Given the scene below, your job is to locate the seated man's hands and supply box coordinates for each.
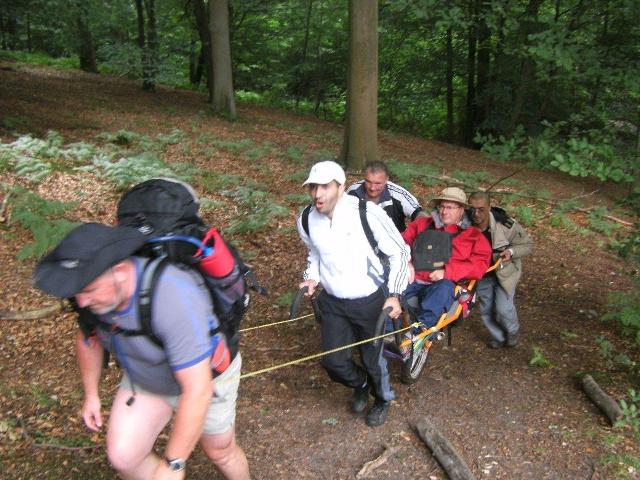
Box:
[428,268,445,282]
[499,249,513,261]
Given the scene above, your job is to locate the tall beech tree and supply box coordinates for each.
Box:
[210,0,236,119]
[339,0,379,170]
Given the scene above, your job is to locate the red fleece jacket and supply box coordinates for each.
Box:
[402,216,492,283]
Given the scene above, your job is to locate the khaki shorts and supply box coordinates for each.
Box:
[119,353,242,435]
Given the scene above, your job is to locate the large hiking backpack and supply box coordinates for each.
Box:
[115,178,265,361]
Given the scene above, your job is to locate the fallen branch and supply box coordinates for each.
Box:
[356,445,401,479]
[415,417,476,480]
[0,188,11,222]
[581,374,623,425]
[0,304,62,321]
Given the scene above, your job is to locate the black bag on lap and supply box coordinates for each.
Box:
[411,229,453,272]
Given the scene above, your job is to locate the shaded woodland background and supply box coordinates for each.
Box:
[1,0,638,181]
[1,1,640,478]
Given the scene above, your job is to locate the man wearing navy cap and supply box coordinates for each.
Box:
[34,223,249,480]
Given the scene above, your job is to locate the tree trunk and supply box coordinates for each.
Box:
[192,0,213,100]
[210,0,237,119]
[446,23,454,143]
[339,0,379,170]
[142,0,158,92]
[134,0,148,87]
[75,1,97,73]
[582,375,623,426]
[6,9,17,50]
[475,0,491,131]
[416,417,477,480]
[295,0,314,109]
[462,0,477,147]
[1,9,6,51]
[509,0,544,131]
[26,12,31,52]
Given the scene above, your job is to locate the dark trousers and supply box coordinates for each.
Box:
[403,280,455,328]
[317,288,394,402]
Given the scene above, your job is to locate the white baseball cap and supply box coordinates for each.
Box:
[302,161,346,186]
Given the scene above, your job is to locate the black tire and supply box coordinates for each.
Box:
[401,340,430,384]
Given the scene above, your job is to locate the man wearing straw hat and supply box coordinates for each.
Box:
[34,223,249,480]
[402,187,492,330]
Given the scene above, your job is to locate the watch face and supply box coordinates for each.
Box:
[166,458,186,471]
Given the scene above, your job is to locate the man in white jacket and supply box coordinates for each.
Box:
[297,161,409,427]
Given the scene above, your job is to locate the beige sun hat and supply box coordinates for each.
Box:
[430,186,469,208]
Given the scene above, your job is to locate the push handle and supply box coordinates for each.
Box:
[289,286,309,320]
[373,306,394,348]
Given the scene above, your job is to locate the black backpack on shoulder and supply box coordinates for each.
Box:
[113,178,266,360]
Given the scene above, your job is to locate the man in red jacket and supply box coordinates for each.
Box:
[402,187,491,328]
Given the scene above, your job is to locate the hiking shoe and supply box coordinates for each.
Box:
[366,399,390,427]
[487,339,504,349]
[350,384,370,414]
[505,333,519,348]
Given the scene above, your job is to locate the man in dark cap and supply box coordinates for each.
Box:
[34,223,249,480]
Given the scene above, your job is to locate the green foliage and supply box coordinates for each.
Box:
[477,121,636,184]
[561,330,578,339]
[4,186,78,260]
[284,193,311,207]
[613,224,640,264]
[212,138,254,153]
[0,50,78,70]
[387,160,440,189]
[513,205,534,226]
[588,208,620,237]
[274,291,296,308]
[1,115,28,130]
[603,284,640,348]
[13,155,52,183]
[615,390,640,440]
[82,152,181,190]
[450,170,491,190]
[221,186,288,235]
[285,171,310,184]
[193,171,243,193]
[282,145,306,164]
[529,346,551,368]
[245,142,274,162]
[97,42,181,85]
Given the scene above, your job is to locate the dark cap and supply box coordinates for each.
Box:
[34,223,147,298]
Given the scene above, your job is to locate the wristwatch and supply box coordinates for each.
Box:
[165,457,186,472]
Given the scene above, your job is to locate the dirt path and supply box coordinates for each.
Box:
[0,63,638,479]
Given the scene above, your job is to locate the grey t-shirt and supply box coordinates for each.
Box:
[97,257,219,396]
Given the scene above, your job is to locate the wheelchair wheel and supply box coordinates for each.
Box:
[401,341,430,384]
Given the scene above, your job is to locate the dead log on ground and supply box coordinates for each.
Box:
[582,374,623,425]
[0,304,62,321]
[415,417,476,480]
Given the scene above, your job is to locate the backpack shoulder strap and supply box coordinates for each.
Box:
[137,256,171,347]
[358,198,380,257]
[301,204,313,237]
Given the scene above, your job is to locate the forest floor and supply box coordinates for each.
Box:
[0,62,639,480]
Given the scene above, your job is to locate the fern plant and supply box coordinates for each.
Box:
[4,186,78,260]
[222,186,288,234]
